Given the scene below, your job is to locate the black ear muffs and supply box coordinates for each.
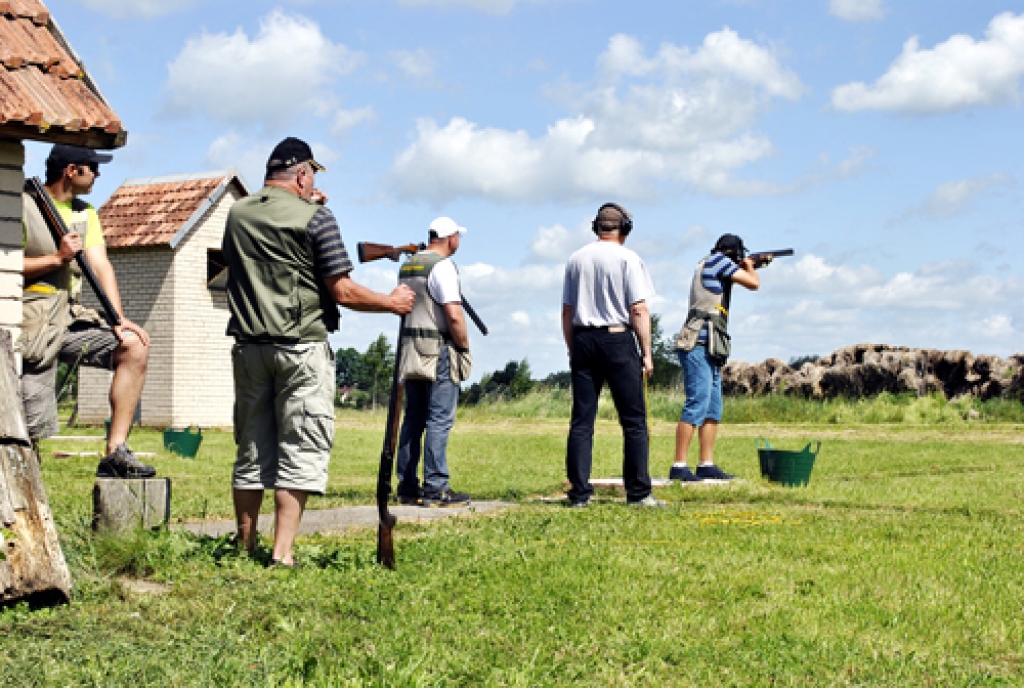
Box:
[592,202,633,236]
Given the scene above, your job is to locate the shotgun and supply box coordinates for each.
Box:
[748,248,794,269]
[376,316,405,569]
[24,177,121,328]
[356,241,489,336]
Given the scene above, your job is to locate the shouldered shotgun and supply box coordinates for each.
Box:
[359,240,489,568]
[24,176,121,328]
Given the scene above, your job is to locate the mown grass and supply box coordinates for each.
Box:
[3,397,1023,686]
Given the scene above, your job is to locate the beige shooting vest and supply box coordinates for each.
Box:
[397,252,472,383]
[18,194,92,366]
[675,256,731,363]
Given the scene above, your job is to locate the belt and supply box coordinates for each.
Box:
[25,284,59,295]
[576,324,630,333]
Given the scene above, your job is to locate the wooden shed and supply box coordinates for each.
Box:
[77,171,249,428]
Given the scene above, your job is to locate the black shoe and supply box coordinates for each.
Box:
[668,465,703,482]
[568,498,590,509]
[694,464,734,481]
[421,489,471,508]
[397,491,422,506]
[96,444,156,479]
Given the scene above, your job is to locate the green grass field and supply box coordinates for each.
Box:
[3,396,1024,686]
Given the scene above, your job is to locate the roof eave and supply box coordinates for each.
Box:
[0,121,127,149]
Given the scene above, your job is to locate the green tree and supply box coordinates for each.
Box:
[649,313,682,389]
[362,334,394,410]
[335,346,368,389]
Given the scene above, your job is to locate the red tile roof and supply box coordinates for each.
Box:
[0,0,125,148]
[98,171,248,249]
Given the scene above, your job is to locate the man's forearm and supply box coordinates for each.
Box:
[328,274,393,313]
[561,304,575,356]
[23,254,66,282]
[630,302,651,358]
[443,303,470,350]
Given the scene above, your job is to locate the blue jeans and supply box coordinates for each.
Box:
[397,346,458,496]
[679,346,723,426]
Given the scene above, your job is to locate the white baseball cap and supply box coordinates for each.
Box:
[429,216,467,238]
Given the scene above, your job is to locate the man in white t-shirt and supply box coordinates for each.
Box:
[561,203,663,507]
[395,217,473,507]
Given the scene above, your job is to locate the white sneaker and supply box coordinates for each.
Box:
[628,495,667,508]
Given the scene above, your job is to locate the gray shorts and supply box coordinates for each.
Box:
[21,318,121,440]
[231,340,336,494]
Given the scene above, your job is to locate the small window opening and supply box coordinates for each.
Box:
[208,249,228,290]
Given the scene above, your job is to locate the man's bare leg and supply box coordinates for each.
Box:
[106,334,149,454]
[234,488,264,552]
[272,488,308,565]
[697,420,719,465]
[675,421,697,464]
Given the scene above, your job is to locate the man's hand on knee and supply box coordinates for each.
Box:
[114,318,150,347]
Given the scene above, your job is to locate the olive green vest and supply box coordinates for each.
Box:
[397,251,450,381]
[223,186,339,343]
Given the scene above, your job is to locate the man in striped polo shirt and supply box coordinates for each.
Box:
[671,234,762,482]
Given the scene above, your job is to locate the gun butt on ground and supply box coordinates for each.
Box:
[749,248,794,269]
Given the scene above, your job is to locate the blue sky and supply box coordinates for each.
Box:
[28,0,1024,379]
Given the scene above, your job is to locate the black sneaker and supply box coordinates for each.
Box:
[568,497,590,509]
[397,491,422,506]
[421,489,471,508]
[668,465,703,482]
[694,464,734,481]
[96,444,156,479]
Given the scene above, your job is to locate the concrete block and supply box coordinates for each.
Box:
[0,298,20,327]
[0,247,21,271]
[0,140,25,167]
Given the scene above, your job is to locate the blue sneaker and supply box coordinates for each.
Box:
[695,464,735,481]
[668,465,703,482]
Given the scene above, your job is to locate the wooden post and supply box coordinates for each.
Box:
[0,330,73,607]
[92,478,171,532]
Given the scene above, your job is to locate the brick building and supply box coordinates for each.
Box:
[77,171,249,428]
[0,0,126,357]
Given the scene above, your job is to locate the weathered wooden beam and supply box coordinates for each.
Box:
[92,478,171,532]
[0,330,73,608]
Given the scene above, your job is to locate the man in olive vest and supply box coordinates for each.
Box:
[224,137,414,567]
[20,144,154,479]
[395,217,472,507]
[671,234,761,482]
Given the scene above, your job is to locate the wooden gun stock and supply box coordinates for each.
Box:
[358,242,425,263]
[376,317,407,569]
[749,248,795,269]
[24,177,122,328]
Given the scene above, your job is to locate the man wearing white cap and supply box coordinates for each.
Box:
[395,217,473,507]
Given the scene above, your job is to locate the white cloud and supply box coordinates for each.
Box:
[528,222,593,263]
[396,0,555,15]
[331,107,377,140]
[510,311,531,326]
[164,11,366,128]
[389,29,804,203]
[893,173,1013,222]
[829,0,885,22]
[75,0,194,18]
[390,49,435,79]
[832,12,1024,113]
[205,131,337,190]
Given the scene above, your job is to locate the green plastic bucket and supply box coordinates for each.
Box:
[163,426,202,458]
[756,438,820,487]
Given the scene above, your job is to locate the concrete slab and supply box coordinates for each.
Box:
[178,500,516,538]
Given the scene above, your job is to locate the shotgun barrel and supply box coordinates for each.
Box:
[749,248,794,269]
[24,177,121,328]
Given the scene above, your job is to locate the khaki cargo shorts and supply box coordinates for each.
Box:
[231,341,337,494]
[21,316,122,441]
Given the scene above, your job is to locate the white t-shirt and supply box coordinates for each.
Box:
[427,256,462,305]
[562,241,655,327]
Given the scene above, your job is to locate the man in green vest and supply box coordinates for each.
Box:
[20,144,155,479]
[224,137,414,567]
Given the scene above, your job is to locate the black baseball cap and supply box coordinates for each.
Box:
[47,144,113,169]
[266,137,326,174]
[713,233,746,257]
